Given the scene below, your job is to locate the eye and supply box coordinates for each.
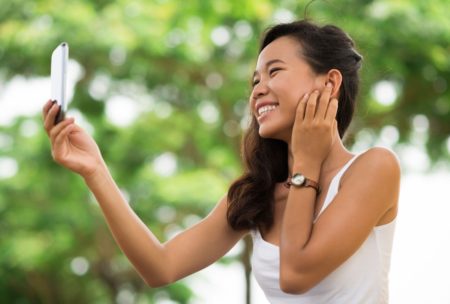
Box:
[252,79,260,87]
[269,67,282,76]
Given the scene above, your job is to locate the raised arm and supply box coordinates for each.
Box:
[279,86,400,293]
[280,147,400,293]
[42,100,246,286]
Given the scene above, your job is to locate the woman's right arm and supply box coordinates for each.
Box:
[42,100,247,287]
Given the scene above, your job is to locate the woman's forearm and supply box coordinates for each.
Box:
[281,160,320,251]
[280,161,321,293]
[84,165,170,287]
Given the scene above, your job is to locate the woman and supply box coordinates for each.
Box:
[43,20,400,303]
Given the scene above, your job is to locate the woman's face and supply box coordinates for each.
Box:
[250,36,324,142]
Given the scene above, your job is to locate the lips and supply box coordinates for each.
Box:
[255,101,279,118]
[258,104,278,116]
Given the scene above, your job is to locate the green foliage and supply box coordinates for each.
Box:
[0,0,449,302]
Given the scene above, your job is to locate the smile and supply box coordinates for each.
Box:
[257,104,278,117]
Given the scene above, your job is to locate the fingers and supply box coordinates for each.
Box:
[49,117,75,143]
[325,98,339,122]
[296,93,309,121]
[315,82,333,120]
[302,84,338,123]
[52,120,77,164]
[42,99,54,119]
[43,102,61,134]
[54,120,75,149]
[304,90,319,122]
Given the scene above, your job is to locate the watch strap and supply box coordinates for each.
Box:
[286,176,321,194]
[303,179,320,193]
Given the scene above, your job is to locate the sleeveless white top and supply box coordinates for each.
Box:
[251,153,396,304]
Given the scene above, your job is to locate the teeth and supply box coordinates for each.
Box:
[258,105,278,116]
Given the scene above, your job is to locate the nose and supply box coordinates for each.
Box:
[252,80,269,100]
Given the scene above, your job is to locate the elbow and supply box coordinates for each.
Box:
[144,278,170,288]
[280,272,315,295]
[141,251,178,288]
[141,271,174,288]
[279,247,323,294]
[279,259,317,295]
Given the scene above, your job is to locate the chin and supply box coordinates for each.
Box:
[258,127,289,143]
[256,114,293,142]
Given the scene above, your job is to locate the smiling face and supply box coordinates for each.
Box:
[250,36,324,142]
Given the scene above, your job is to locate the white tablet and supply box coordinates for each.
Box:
[51,42,69,124]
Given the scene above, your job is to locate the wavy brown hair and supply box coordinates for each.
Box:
[227,20,363,232]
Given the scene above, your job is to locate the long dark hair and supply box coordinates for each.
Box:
[227,20,363,232]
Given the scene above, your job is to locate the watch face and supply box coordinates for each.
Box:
[292,174,305,186]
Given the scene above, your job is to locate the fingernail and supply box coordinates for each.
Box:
[51,100,57,104]
[304,93,309,99]
[326,82,333,88]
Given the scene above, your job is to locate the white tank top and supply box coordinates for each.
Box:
[251,153,396,304]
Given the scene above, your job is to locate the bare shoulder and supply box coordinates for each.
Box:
[341,146,401,208]
[355,147,401,177]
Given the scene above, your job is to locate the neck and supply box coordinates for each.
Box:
[287,135,352,182]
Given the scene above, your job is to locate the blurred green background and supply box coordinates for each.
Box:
[0,0,449,303]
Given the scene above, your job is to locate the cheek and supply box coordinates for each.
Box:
[277,84,302,110]
[272,78,296,103]
[273,76,313,106]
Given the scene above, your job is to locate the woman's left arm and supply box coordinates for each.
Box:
[280,86,401,294]
[280,148,400,293]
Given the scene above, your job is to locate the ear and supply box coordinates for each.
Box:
[325,69,343,99]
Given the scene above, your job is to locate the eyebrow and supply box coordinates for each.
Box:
[253,59,286,78]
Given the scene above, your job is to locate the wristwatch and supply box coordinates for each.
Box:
[287,173,321,194]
